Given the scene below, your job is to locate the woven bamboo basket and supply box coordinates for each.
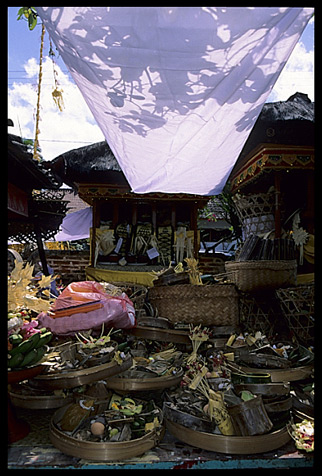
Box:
[239,292,279,337]
[225,260,297,292]
[148,283,239,326]
[275,284,314,345]
[232,191,283,239]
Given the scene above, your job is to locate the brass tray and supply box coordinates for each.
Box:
[50,404,165,462]
[233,382,290,397]
[163,402,214,433]
[32,354,133,390]
[136,316,172,329]
[9,389,73,410]
[165,418,291,455]
[234,363,314,383]
[126,325,226,348]
[125,325,190,344]
[104,368,184,392]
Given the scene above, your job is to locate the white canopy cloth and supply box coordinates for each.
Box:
[37,7,313,196]
[55,206,92,241]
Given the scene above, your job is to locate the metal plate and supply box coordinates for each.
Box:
[50,404,165,462]
[104,368,184,392]
[33,355,133,390]
[165,418,291,455]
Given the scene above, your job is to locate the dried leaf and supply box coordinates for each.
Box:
[145,417,160,433]
[8,260,56,313]
[37,274,56,289]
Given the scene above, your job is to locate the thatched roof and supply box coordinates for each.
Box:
[45,141,125,190]
[259,92,314,122]
[8,133,61,192]
[8,127,68,243]
[231,92,314,171]
[46,92,314,192]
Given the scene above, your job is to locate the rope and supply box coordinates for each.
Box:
[33,23,45,161]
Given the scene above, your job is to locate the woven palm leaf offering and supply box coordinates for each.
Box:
[39,327,119,372]
[163,322,292,452]
[229,333,314,383]
[186,324,211,364]
[32,326,132,390]
[165,355,235,436]
[50,393,164,461]
[288,418,314,453]
[104,336,184,392]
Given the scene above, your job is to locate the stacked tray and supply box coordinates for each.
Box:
[32,354,133,390]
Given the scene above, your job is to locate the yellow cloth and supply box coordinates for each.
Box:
[296,273,314,285]
[85,266,155,287]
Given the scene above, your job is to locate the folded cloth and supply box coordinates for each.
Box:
[38,281,136,335]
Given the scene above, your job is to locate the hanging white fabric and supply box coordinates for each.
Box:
[36,7,313,196]
[55,207,92,241]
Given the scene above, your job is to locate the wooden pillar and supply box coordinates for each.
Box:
[132,201,137,226]
[91,199,100,267]
[305,170,314,234]
[274,171,282,238]
[171,204,176,229]
[112,200,119,228]
[151,203,157,234]
[34,221,49,275]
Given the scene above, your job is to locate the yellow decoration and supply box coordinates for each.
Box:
[49,37,65,111]
[185,257,203,285]
[52,88,65,111]
[86,266,155,287]
[8,260,57,313]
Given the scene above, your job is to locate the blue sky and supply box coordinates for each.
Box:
[8,7,314,162]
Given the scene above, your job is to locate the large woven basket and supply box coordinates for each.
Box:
[275,284,314,345]
[225,260,297,293]
[232,192,283,239]
[239,292,281,337]
[148,283,239,326]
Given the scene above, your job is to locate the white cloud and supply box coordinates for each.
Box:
[266,40,314,103]
[8,56,105,161]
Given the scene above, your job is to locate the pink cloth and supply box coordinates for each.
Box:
[38,281,136,335]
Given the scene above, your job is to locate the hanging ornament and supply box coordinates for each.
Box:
[49,38,65,111]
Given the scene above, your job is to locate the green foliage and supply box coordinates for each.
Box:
[17,7,38,30]
[216,183,243,242]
